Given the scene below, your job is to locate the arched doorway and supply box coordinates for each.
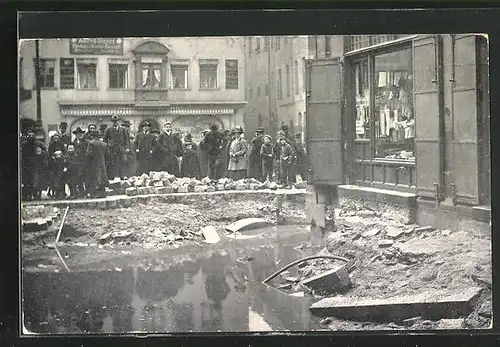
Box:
[172,115,223,144]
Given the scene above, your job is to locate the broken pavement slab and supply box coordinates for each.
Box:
[378,239,394,248]
[201,226,221,244]
[225,218,274,233]
[362,227,381,238]
[309,286,483,322]
[301,264,352,295]
[386,226,405,239]
[436,318,465,330]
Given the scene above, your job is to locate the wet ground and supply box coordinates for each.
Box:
[22,225,325,334]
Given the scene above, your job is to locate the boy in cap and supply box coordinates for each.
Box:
[260,134,274,182]
[180,139,200,179]
[278,137,294,189]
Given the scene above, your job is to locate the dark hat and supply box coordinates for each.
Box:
[256,127,265,133]
[184,133,193,140]
[142,121,151,127]
[59,122,68,128]
[151,128,160,134]
[281,124,289,131]
[111,114,120,121]
[72,127,85,135]
[121,120,131,127]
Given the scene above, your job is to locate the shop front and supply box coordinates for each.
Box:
[305,34,490,228]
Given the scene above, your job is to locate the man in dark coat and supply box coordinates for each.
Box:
[104,114,127,180]
[217,129,231,179]
[156,121,183,176]
[198,129,209,178]
[71,127,88,198]
[32,146,48,200]
[85,131,109,198]
[150,129,164,172]
[134,121,155,176]
[21,130,46,201]
[205,124,224,180]
[121,120,133,178]
[294,133,307,181]
[49,150,67,199]
[248,127,265,180]
[58,121,71,147]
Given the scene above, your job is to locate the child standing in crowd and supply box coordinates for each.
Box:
[260,135,274,182]
[279,137,294,189]
[180,141,200,179]
[50,150,67,199]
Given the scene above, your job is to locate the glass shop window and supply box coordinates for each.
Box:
[373,48,414,161]
[354,59,370,140]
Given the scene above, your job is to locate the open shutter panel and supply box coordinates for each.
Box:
[452,35,480,205]
[305,58,344,185]
[413,35,443,199]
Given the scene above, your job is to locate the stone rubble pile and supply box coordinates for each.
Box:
[107,171,306,197]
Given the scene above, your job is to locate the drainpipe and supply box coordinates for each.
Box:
[34,39,43,137]
[268,37,272,133]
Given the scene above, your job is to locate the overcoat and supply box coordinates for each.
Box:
[228,138,248,172]
[86,139,109,186]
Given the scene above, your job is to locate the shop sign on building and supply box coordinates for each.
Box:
[70,38,124,55]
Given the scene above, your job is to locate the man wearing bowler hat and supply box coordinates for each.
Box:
[104,114,127,180]
[248,127,265,181]
[134,121,155,175]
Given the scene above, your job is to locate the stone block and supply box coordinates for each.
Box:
[436,319,465,330]
[194,185,208,193]
[105,188,115,197]
[236,183,247,191]
[207,186,216,192]
[250,183,260,190]
[155,186,167,194]
[137,187,149,195]
[148,186,156,194]
[362,228,381,238]
[269,182,278,190]
[310,287,483,322]
[114,186,126,195]
[125,187,137,196]
[217,184,225,191]
[134,179,144,187]
[301,264,352,295]
[178,186,189,193]
[378,239,394,248]
[201,226,220,244]
[386,226,405,239]
[154,181,164,187]
[122,180,132,189]
[226,218,274,233]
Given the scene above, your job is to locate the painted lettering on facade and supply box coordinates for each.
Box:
[70,38,124,55]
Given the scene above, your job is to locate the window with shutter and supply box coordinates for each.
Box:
[225,59,238,89]
[60,58,75,89]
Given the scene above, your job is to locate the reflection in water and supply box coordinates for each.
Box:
[23,233,321,333]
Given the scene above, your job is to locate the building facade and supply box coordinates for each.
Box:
[306,34,490,230]
[243,36,310,141]
[19,37,247,143]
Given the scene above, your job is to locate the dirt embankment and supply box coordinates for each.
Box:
[22,193,307,253]
[272,204,492,330]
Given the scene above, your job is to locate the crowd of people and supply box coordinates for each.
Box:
[20,116,307,201]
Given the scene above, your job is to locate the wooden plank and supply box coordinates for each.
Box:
[310,287,482,322]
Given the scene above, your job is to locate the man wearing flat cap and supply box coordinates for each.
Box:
[104,114,127,180]
[134,121,155,175]
[71,127,88,198]
[156,121,183,176]
[85,130,109,198]
[248,127,265,181]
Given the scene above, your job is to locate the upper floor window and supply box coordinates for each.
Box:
[170,60,189,89]
[76,59,97,89]
[37,59,55,88]
[141,57,163,89]
[108,59,128,89]
[199,59,218,89]
[286,64,291,97]
[265,84,269,96]
[225,59,238,90]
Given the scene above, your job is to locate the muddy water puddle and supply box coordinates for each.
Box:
[22,225,324,334]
